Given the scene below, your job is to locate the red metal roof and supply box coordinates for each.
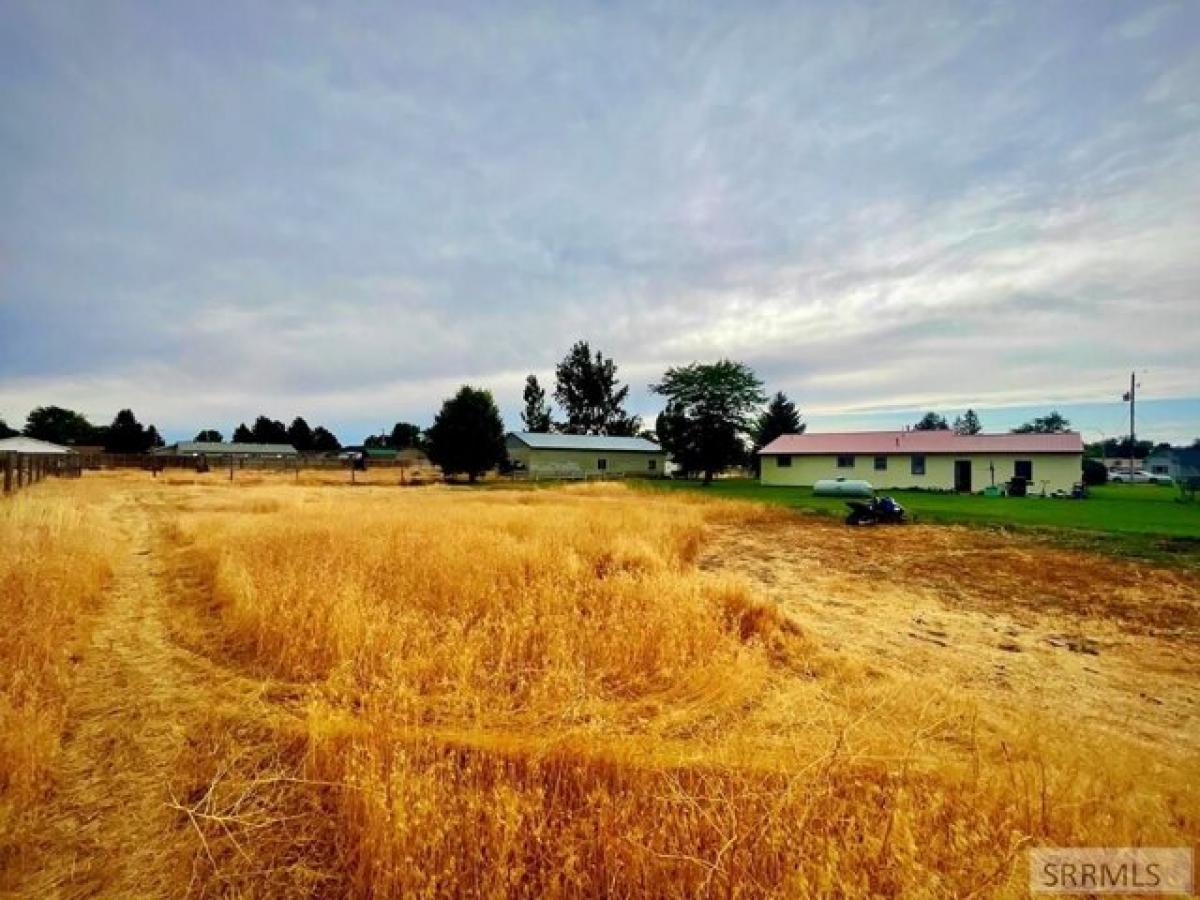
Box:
[759,430,1083,455]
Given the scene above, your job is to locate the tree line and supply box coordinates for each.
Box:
[0,406,166,454]
[908,408,1071,435]
[10,354,1184,481]
[0,406,349,456]
[222,416,343,455]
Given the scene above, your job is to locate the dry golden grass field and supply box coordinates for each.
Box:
[1,471,1197,898]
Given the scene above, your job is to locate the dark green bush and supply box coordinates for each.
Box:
[1082,458,1108,486]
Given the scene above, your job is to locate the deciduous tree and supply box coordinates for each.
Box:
[0,417,18,439]
[23,405,99,445]
[194,429,224,443]
[426,386,506,482]
[651,360,765,485]
[389,422,423,449]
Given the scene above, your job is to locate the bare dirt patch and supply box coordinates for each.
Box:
[701,510,1200,755]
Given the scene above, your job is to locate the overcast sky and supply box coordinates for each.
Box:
[1,1,1198,444]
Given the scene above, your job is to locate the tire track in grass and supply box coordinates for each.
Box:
[7,490,306,898]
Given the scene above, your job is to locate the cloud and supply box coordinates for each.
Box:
[1,0,1198,442]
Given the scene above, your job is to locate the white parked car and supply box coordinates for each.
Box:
[1108,469,1172,484]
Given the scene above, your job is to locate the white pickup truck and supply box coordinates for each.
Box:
[1108,469,1172,484]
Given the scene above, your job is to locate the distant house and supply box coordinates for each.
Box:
[759,431,1083,493]
[0,436,73,455]
[1145,447,1200,480]
[153,441,298,458]
[505,432,665,478]
[1100,456,1144,473]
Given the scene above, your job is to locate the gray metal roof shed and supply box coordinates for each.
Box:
[506,432,662,453]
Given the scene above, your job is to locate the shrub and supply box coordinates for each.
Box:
[1082,458,1108,486]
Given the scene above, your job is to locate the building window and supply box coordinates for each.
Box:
[836,455,855,468]
[597,458,607,471]
[911,455,926,475]
[777,455,792,468]
[1014,459,1033,481]
[874,456,887,471]
[648,458,656,471]
[1151,464,1168,475]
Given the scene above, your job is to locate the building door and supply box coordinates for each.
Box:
[954,460,972,492]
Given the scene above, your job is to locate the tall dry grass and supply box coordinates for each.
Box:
[163,482,1198,897]
[0,482,110,865]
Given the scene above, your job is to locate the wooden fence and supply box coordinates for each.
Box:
[87,454,429,471]
[2,452,667,494]
[2,453,85,497]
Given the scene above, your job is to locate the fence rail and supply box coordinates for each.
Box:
[2,453,85,497]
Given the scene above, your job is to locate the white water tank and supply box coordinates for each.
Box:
[813,477,874,497]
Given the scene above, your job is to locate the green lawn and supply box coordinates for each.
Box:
[638,479,1200,565]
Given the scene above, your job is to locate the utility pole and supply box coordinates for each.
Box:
[1123,371,1137,479]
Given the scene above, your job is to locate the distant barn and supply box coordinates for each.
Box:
[0,436,73,455]
[506,432,665,479]
[153,441,298,459]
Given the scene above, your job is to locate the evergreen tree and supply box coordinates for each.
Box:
[426,386,506,482]
[104,408,150,453]
[145,425,165,449]
[752,392,804,451]
[311,426,341,454]
[554,341,639,435]
[520,375,553,432]
[651,360,765,484]
[750,392,804,474]
[251,416,289,443]
[953,409,982,435]
[913,412,950,431]
[232,423,254,443]
[287,417,315,453]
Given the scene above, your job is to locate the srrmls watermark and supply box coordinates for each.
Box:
[1030,847,1194,895]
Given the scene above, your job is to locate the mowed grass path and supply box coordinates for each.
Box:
[640,480,1200,564]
